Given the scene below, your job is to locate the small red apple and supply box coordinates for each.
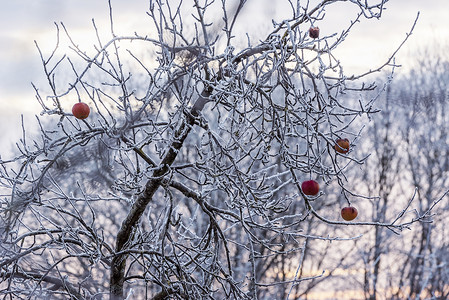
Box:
[341,206,358,221]
[309,26,320,39]
[334,138,350,154]
[301,180,319,196]
[72,102,90,120]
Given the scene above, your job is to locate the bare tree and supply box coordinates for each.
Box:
[0,1,440,299]
[357,85,403,300]
[337,46,449,300]
[395,50,449,299]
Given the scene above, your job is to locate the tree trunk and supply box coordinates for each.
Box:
[109,90,210,299]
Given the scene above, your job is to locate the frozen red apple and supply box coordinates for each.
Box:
[309,26,320,39]
[301,180,319,196]
[334,138,350,154]
[341,206,358,221]
[72,102,90,120]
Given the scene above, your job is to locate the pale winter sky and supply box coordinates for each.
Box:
[0,0,448,145]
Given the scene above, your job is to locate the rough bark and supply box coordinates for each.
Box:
[109,90,210,299]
